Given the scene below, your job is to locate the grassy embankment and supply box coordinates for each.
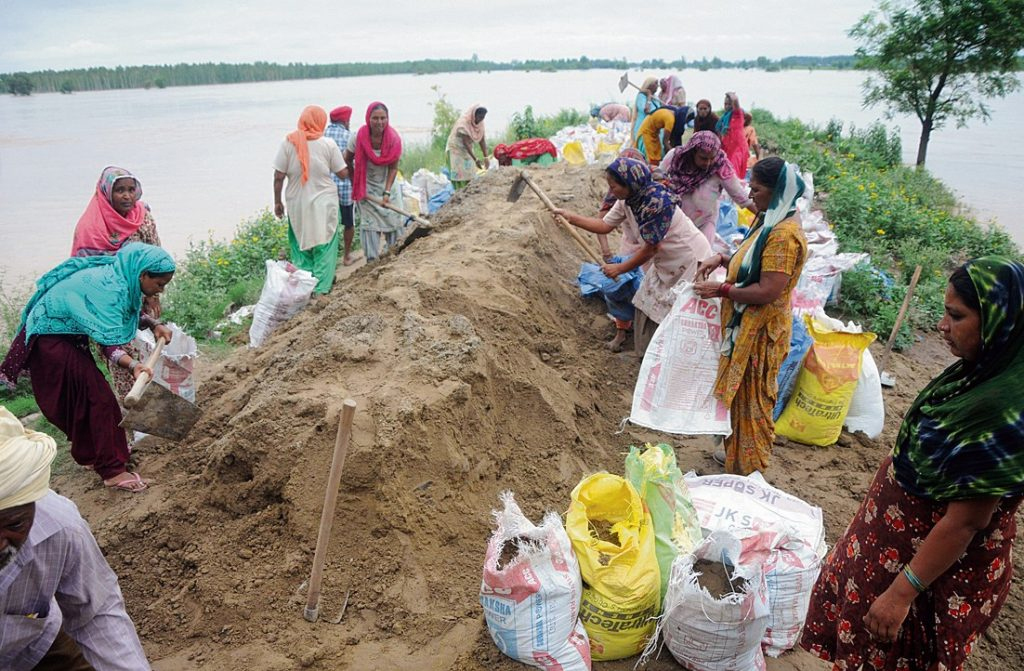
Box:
[0,103,1014,452]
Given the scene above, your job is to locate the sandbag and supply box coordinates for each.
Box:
[685,471,825,656]
[630,282,732,436]
[480,492,591,671]
[844,348,884,439]
[248,260,317,348]
[566,473,660,661]
[577,256,643,323]
[776,316,876,446]
[658,530,771,671]
[133,322,198,402]
[773,314,813,421]
[624,444,703,602]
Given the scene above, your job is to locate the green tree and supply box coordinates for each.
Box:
[850,0,1024,166]
[59,80,74,94]
[3,73,34,96]
[428,85,460,151]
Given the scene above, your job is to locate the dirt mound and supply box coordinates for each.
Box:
[52,163,1024,671]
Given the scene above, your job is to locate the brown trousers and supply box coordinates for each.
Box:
[33,629,94,671]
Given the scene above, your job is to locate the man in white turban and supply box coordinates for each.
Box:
[0,407,151,670]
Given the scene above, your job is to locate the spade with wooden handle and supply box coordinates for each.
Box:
[507,170,603,264]
[120,336,202,441]
[618,72,643,94]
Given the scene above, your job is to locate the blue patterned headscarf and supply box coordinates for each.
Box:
[605,157,678,245]
[22,242,175,346]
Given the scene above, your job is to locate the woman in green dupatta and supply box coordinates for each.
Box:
[801,257,1024,670]
[1,243,175,493]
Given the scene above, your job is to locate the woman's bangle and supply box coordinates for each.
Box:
[719,282,733,298]
[127,359,139,372]
[902,564,928,593]
[382,190,391,197]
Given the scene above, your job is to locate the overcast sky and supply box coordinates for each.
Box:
[0,0,879,73]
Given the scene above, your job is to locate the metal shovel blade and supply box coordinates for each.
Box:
[119,382,202,441]
[506,173,528,203]
[618,72,630,93]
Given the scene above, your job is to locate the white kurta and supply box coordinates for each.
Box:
[273,136,345,250]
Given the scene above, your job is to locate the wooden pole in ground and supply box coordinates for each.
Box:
[879,265,923,378]
[304,399,357,623]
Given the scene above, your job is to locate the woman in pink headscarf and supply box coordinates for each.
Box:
[717,92,750,179]
[344,102,404,262]
[273,105,349,294]
[658,75,686,106]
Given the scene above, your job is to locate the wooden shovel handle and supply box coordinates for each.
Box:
[520,171,603,264]
[124,336,166,408]
[365,195,432,227]
[879,265,922,373]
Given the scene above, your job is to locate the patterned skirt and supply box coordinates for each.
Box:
[800,456,1021,670]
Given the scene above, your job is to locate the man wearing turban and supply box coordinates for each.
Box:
[325,105,359,267]
[0,408,150,670]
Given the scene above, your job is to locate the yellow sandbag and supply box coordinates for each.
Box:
[595,125,609,134]
[561,141,586,166]
[776,317,876,447]
[567,473,660,661]
[596,140,621,157]
[737,206,755,229]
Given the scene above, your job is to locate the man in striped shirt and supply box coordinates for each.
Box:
[325,105,358,267]
[0,408,150,670]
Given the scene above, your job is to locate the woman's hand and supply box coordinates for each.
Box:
[693,281,723,299]
[695,254,725,281]
[382,193,391,206]
[475,158,485,170]
[601,250,615,263]
[274,202,285,218]
[132,364,154,381]
[601,263,624,280]
[152,324,173,344]
[863,587,913,643]
[144,295,162,319]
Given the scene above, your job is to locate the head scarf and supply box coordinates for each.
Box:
[640,77,658,94]
[287,105,328,184]
[660,76,685,105]
[605,157,677,245]
[892,258,1024,500]
[668,106,696,148]
[21,242,175,347]
[666,131,736,197]
[70,167,147,257]
[716,92,740,136]
[0,406,56,510]
[352,102,402,202]
[330,106,352,125]
[721,162,804,357]
[447,103,486,146]
[600,148,646,212]
[694,99,719,133]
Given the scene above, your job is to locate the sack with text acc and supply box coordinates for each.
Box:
[480,492,591,671]
[775,315,876,446]
[248,260,318,348]
[566,473,660,661]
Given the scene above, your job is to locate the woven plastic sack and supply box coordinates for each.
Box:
[480,492,591,670]
[772,314,813,421]
[624,443,703,602]
[248,260,317,348]
[561,141,587,166]
[844,348,884,439]
[630,282,732,436]
[133,322,198,402]
[776,316,876,446]
[566,473,660,661]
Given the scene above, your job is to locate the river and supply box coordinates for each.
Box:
[1,68,1020,285]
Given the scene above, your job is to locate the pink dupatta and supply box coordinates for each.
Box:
[352,102,402,202]
[70,166,147,256]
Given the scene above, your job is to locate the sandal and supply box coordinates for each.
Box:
[104,472,148,493]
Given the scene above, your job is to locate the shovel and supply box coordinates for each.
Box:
[120,337,202,441]
[365,195,432,228]
[618,72,643,94]
[879,265,922,388]
[507,170,603,264]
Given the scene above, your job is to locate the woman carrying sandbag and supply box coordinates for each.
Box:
[694,157,807,474]
[800,258,1024,671]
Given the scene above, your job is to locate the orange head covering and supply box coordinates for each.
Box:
[287,105,328,183]
[330,106,352,124]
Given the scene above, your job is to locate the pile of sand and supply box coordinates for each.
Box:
[53,163,1024,671]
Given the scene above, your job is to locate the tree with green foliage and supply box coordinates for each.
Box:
[850,0,1024,166]
[3,73,34,96]
[428,86,460,151]
[59,80,73,94]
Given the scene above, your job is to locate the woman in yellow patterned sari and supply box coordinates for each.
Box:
[694,157,807,475]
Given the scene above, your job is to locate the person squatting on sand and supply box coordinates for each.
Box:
[273,105,350,294]
[554,157,710,355]
[0,408,151,670]
[694,157,808,475]
[0,243,175,493]
[800,257,1024,671]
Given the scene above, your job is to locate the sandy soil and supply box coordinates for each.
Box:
[50,163,1024,670]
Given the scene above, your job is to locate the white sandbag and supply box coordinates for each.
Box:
[658,530,771,671]
[684,471,825,655]
[480,492,591,671]
[248,260,317,348]
[791,253,868,313]
[630,282,732,436]
[133,322,199,403]
[844,348,884,439]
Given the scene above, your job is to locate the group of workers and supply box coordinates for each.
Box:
[0,73,1022,671]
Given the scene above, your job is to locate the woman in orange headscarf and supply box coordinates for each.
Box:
[273,105,350,294]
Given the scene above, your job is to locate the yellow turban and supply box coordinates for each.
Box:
[0,406,56,510]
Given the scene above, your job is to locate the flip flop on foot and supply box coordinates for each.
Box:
[104,472,148,493]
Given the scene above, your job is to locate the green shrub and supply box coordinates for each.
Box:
[428,85,460,151]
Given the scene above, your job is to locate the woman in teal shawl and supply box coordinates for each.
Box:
[1,243,175,493]
[801,257,1024,670]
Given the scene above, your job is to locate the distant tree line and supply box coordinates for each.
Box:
[0,54,869,95]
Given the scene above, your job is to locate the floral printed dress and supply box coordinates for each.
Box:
[801,456,1022,670]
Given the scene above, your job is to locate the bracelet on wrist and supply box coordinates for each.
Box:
[382,190,391,196]
[719,282,733,298]
[128,360,139,372]
[902,564,928,593]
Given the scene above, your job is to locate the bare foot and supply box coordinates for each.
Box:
[103,472,149,493]
[605,329,627,352]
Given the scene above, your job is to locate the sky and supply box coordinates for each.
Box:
[0,0,879,73]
